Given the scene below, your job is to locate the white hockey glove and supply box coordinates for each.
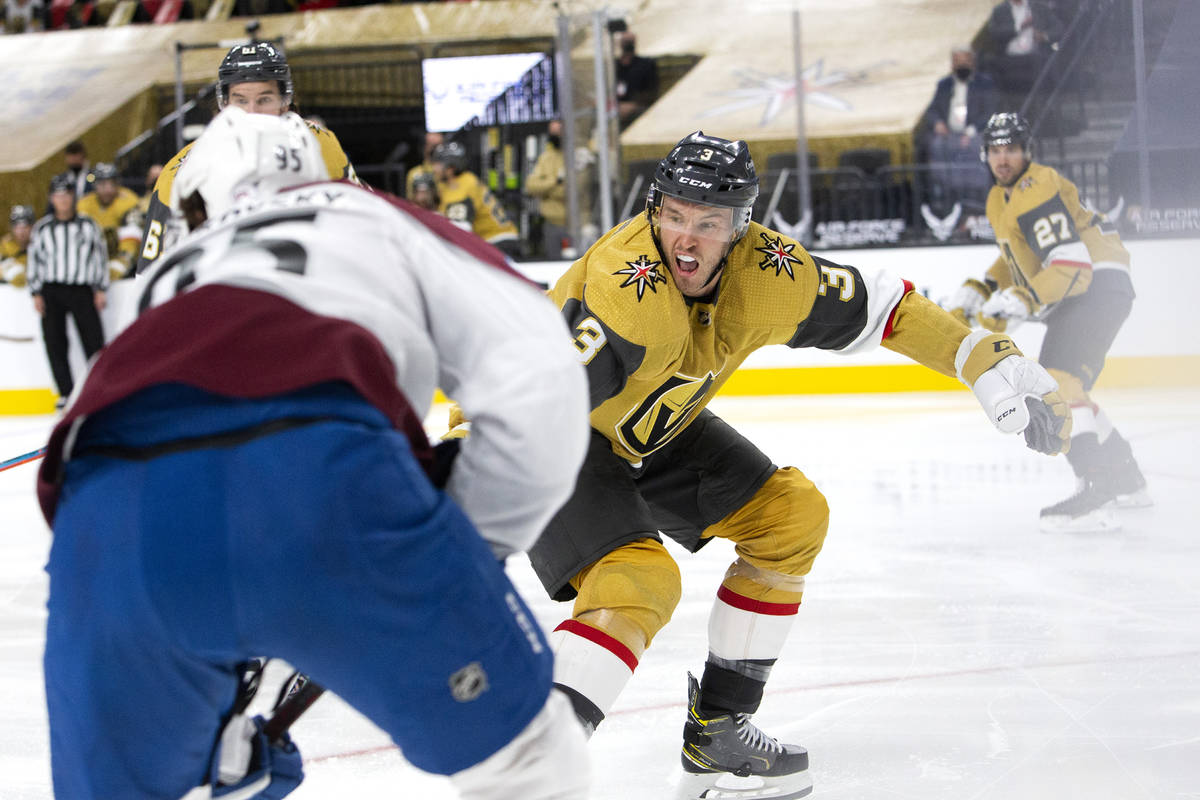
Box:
[1,257,26,288]
[944,278,990,325]
[980,285,1036,321]
[956,330,1071,455]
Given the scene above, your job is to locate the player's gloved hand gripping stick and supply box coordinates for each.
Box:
[956,329,1072,456]
[180,666,324,800]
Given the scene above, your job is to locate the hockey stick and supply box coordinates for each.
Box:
[262,672,325,743]
[0,446,45,473]
[0,333,35,342]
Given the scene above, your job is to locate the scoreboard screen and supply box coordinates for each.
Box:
[422,52,554,133]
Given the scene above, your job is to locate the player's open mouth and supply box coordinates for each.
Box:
[675,254,699,274]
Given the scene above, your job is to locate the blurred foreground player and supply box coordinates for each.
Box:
[944,112,1149,533]
[531,130,1070,800]
[37,108,591,800]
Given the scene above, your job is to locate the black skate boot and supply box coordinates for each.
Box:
[1039,476,1120,533]
[1100,431,1152,509]
[1042,434,1120,533]
[675,673,812,799]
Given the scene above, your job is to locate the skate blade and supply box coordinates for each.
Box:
[1039,508,1121,534]
[672,768,813,800]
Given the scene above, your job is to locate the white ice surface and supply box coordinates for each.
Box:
[3,388,1199,799]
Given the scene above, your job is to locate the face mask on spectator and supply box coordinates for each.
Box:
[954,66,973,81]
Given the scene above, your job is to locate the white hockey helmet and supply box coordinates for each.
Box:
[171,106,329,221]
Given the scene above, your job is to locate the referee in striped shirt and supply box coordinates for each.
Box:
[28,172,108,407]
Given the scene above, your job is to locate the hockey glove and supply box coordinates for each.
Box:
[978,314,1009,333]
[944,278,990,325]
[107,259,129,282]
[1,258,26,288]
[955,330,1072,455]
[210,714,303,800]
[980,286,1036,321]
[429,402,470,489]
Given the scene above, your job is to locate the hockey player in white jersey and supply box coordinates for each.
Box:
[36,107,591,800]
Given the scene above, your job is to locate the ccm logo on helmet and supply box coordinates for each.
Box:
[679,176,713,188]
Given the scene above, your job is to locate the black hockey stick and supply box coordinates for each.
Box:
[262,672,325,744]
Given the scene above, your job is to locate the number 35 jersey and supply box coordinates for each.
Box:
[550,214,969,464]
[984,162,1131,308]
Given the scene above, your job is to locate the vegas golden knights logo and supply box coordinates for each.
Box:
[617,372,717,457]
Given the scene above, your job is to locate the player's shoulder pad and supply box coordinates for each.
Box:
[306,124,354,180]
[76,193,100,214]
[723,220,822,327]
[575,214,688,348]
[1010,162,1059,200]
[153,143,192,201]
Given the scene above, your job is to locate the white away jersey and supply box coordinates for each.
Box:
[42,182,589,557]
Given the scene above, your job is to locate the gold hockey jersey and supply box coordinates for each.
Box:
[984,162,1130,309]
[438,171,518,244]
[552,214,973,463]
[1,233,28,286]
[135,120,357,274]
[77,186,142,273]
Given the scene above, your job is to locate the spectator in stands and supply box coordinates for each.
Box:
[525,119,569,259]
[77,163,141,281]
[431,140,521,259]
[406,131,443,202]
[2,0,46,33]
[918,46,997,215]
[1,205,34,287]
[27,174,108,408]
[985,0,1063,104]
[614,31,659,127]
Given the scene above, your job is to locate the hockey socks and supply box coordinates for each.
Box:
[550,619,639,734]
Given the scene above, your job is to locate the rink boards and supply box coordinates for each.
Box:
[2,238,1197,414]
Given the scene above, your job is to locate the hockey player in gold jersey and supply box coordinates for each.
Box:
[530,131,1071,800]
[135,42,357,275]
[77,163,141,280]
[945,112,1148,533]
[1,205,33,287]
[431,141,521,259]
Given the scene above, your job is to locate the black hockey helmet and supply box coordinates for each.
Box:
[89,162,120,184]
[217,42,294,109]
[647,131,758,240]
[10,205,35,226]
[410,172,438,193]
[431,141,469,174]
[980,112,1032,159]
[48,172,76,195]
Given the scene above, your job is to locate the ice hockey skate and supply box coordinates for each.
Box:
[673,673,812,800]
[1109,459,1153,509]
[1039,477,1121,533]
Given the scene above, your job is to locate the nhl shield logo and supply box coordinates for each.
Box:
[449,662,489,702]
